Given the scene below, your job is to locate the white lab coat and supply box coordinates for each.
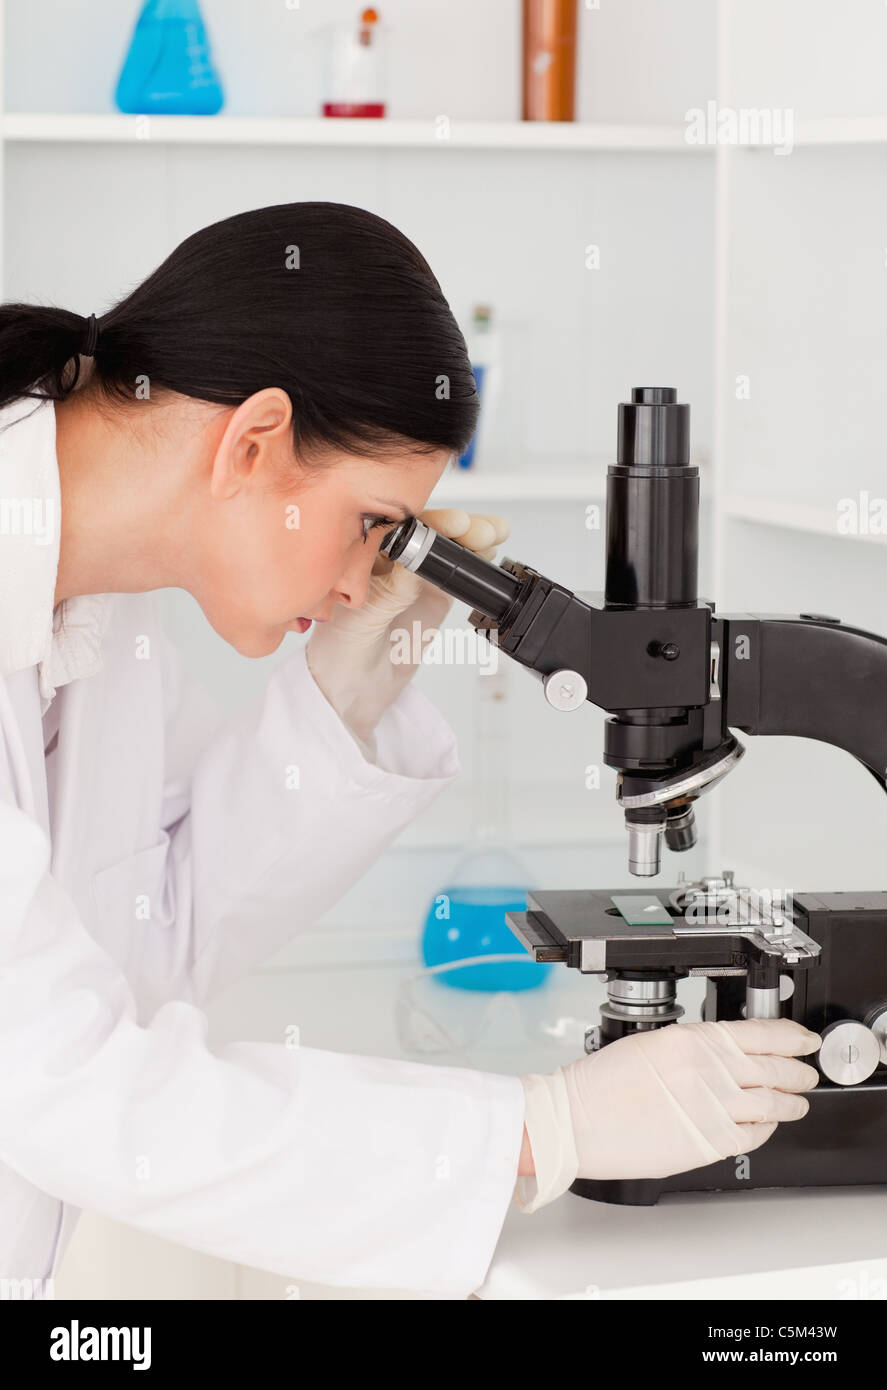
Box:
[0,395,525,1298]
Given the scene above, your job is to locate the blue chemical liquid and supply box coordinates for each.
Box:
[422,885,551,991]
[115,0,224,115]
[458,364,487,469]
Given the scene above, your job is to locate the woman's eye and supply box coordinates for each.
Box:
[361,516,393,544]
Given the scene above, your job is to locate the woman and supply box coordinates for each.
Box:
[0,202,821,1299]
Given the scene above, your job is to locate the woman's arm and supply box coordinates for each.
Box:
[0,772,526,1295]
[143,618,463,1009]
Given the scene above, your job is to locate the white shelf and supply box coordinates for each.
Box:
[8,112,887,153]
[724,493,887,545]
[0,112,713,153]
[787,116,887,147]
[708,117,887,152]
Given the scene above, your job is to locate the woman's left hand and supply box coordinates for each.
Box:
[305,508,509,749]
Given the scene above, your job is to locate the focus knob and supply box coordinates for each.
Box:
[817,1020,881,1085]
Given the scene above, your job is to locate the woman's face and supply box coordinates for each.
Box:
[193,388,451,657]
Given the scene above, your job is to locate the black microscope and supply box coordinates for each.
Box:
[380,388,887,1205]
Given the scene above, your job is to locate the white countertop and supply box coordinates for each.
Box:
[478,1183,887,1300]
[207,927,887,1301]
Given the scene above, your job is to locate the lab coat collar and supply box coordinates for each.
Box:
[0,395,110,712]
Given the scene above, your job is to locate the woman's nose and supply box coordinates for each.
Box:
[333,548,376,609]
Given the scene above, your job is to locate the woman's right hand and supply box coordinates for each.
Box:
[566,1017,821,1181]
[516,1018,821,1208]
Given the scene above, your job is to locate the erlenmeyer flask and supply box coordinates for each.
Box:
[115,0,224,115]
[421,659,552,991]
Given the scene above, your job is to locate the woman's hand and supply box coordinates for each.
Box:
[305,508,509,749]
[516,1018,821,1211]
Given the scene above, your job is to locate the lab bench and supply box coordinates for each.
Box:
[204,926,887,1301]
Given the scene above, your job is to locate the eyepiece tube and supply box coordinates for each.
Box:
[605,387,698,609]
[380,518,522,624]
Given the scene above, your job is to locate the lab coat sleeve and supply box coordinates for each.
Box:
[149,630,463,1008]
[0,779,526,1295]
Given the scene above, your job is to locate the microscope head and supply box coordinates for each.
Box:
[380,387,746,877]
[601,387,742,873]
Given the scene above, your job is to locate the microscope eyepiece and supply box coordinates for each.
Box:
[379,516,523,624]
[380,518,414,562]
[379,517,434,569]
[617,386,690,470]
[633,387,676,404]
[606,387,698,609]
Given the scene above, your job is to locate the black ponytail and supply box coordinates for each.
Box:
[0,304,96,407]
[0,202,479,460]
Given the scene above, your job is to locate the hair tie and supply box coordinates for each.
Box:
[79,312,99,357]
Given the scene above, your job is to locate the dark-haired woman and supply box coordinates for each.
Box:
[0,202,821,1300]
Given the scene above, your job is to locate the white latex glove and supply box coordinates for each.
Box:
[305,508,509,757]
[514,1017,822,1213]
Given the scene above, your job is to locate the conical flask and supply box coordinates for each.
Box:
[115,0,224,115]
[421,659,551,991]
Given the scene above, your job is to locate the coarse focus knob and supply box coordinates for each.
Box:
[817,1019,881,1085]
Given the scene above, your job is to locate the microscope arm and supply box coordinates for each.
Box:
[722,614,887,792]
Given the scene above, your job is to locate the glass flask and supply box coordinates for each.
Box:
[115,0,224,116]
[421,658,552,991]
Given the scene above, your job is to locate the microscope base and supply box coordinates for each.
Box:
[570,1083,887,1205]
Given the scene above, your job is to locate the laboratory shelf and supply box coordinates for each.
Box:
[0,113,713,153]
[4,113,887,152]
[723,493,887,545]
[706,116,887,150]
[787,116,887,147]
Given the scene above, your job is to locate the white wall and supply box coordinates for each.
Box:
[715,0,887,891]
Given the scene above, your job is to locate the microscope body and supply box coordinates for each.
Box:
[380,387,887,1205]
[511,880,887,1203]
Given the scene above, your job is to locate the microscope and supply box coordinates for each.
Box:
[380,388,887,1205]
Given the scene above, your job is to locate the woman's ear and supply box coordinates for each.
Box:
[209,389,292,500]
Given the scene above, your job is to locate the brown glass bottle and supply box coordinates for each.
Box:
[522,0,578,122]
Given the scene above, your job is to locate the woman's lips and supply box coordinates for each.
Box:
[292,615,330,633]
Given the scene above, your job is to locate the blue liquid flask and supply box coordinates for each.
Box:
[422,663,551,991]
[115,0,224,115]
